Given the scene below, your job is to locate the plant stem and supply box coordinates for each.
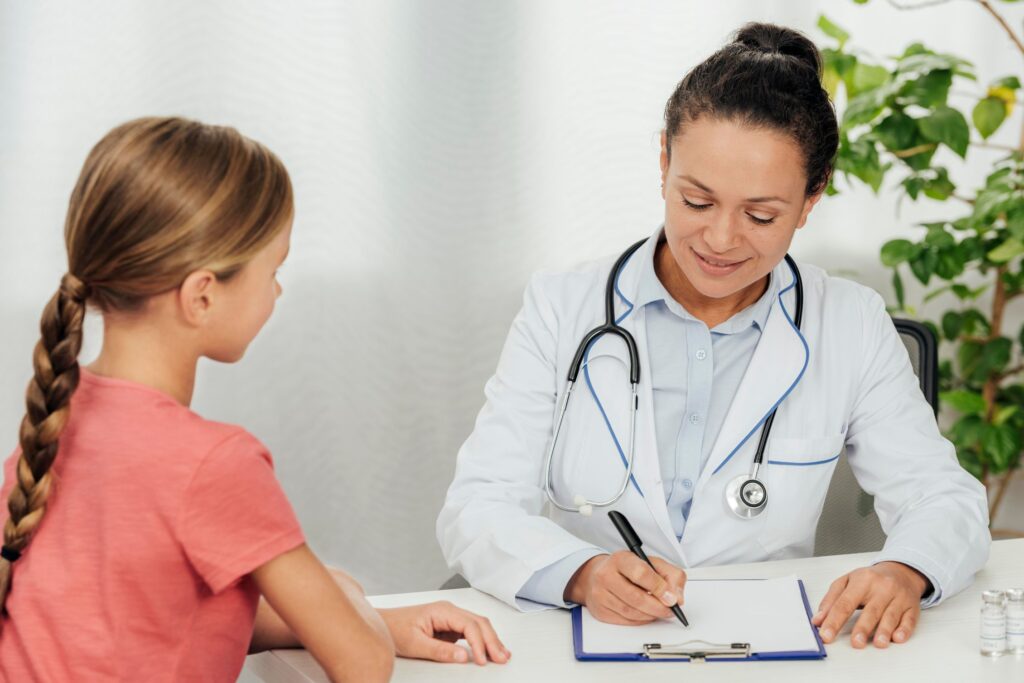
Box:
[894,143,938,158]
[982,265,1008,422]
[976,0,1024,58]
[989,469,1018,521]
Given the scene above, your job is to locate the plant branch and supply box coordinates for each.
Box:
[989,468,1019,521]
[893,143,938,158]
[981,265,1008,423]
[998,363,1024,380]
[886,0,957,9]
[976,0,1024,59]
[974,141,1021,153]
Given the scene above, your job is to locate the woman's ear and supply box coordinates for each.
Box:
[177,269,218,326]
[796,191,824,230]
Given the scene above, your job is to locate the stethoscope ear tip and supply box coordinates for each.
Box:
[578,504,594,517]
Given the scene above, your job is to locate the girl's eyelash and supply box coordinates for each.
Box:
[682,197,775,226]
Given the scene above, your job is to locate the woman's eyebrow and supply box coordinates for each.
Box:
[676,173,790,204]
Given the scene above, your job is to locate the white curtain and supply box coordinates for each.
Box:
[1,0,1020,594]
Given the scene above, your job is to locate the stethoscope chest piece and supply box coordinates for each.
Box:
[725,474,768,519]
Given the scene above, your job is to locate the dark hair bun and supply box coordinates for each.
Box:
[663,22,838,195]
[733,22,822,76]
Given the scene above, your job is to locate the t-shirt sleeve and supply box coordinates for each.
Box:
[178,431,305,594]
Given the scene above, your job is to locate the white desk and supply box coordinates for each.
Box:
[243,539,1024,682]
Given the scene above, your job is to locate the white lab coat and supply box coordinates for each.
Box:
[437,237,990,610]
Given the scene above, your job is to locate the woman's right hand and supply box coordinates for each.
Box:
[563,551,687,625]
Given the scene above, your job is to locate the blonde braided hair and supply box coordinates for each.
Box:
[0,117,293,616]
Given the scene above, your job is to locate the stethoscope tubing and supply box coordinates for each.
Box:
[543,235,803,516]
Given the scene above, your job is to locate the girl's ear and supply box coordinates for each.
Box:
[177,270,218,326]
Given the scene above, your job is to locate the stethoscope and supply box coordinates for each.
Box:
[542,236,803,520]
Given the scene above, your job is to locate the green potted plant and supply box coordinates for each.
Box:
[817,0,1023,537]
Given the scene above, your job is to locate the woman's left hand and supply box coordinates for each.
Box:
[812,561,930,649]
[378,601,511,665]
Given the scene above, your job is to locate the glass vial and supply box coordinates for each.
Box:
[1006,588,1024,655]
[980,589,1006,657]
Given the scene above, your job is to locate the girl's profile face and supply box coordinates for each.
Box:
[203,221,291,362]
[659,117,820,302]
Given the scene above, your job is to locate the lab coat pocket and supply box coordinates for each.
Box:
[757,435,845,556]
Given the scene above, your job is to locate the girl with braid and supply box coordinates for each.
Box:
[0,117,507,682]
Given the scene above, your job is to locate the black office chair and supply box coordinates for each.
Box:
[440,318,940,585]
[813,318,939,556]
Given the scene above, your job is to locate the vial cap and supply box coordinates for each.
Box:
[982,589,1006,603]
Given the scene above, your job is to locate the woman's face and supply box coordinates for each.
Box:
[659,117,821,301]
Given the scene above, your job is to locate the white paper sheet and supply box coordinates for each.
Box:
[580,576,822,655]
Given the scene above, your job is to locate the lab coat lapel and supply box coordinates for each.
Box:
[699,261,809,489]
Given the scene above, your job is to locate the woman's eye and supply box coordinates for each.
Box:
[747,214,776,226]
[682,197,712,211]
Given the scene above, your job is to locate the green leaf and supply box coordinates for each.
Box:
[874,111,918,152]
[817,14,849,49]
[958,339,985,379]
[982,337,1013,374]
[987,238,1024,263]
[973,96,1007,139]
[898,69,953,108]
[909,247,938,284]
[934,248,964,280]
[923,284,951,303]
[836,135,888,191]
[940,389,987,415]
[961,309,992,336]
[891,269,905,310]
[918,106,970,158]
[981,423,1021,472]
[848,62,890,97]
[924,168,956,201]
[950,282,989,300]
[950,414,985,450]
[902,175,924,200]
[880,239,916,266]
[941,311,963,340]
[994,405,1019,427]
[897,52,972,79]
[842,87,893,127]
[992,75,1021,90]
[1007,208,1024,241]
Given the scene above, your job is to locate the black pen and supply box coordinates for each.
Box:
[608,510,689,627]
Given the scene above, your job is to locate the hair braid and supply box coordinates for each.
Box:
[0,274,88,615]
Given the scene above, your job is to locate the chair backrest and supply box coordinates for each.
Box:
[813,318,939,556]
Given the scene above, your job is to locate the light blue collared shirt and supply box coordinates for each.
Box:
[516,231,778,608]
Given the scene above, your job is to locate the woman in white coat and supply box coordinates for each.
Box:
[437,23,990,650]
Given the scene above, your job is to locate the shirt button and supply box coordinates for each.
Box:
[695,349,707,361]
[689,413,700,425]
[682,478,693,489]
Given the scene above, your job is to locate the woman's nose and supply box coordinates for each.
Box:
[702,211,742,253]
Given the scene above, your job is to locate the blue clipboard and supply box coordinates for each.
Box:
[572,579,826,662]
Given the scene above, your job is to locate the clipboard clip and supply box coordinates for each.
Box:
[643,639,751,662]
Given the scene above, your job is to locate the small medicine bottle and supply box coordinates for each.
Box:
[980,589,1006,656]
[1006,588,1024,655]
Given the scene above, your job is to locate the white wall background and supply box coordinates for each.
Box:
[1,0,1022,596]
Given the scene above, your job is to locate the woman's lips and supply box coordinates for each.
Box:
[691,248,747,276]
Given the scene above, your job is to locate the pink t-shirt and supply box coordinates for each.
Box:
[0,370,305,682]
